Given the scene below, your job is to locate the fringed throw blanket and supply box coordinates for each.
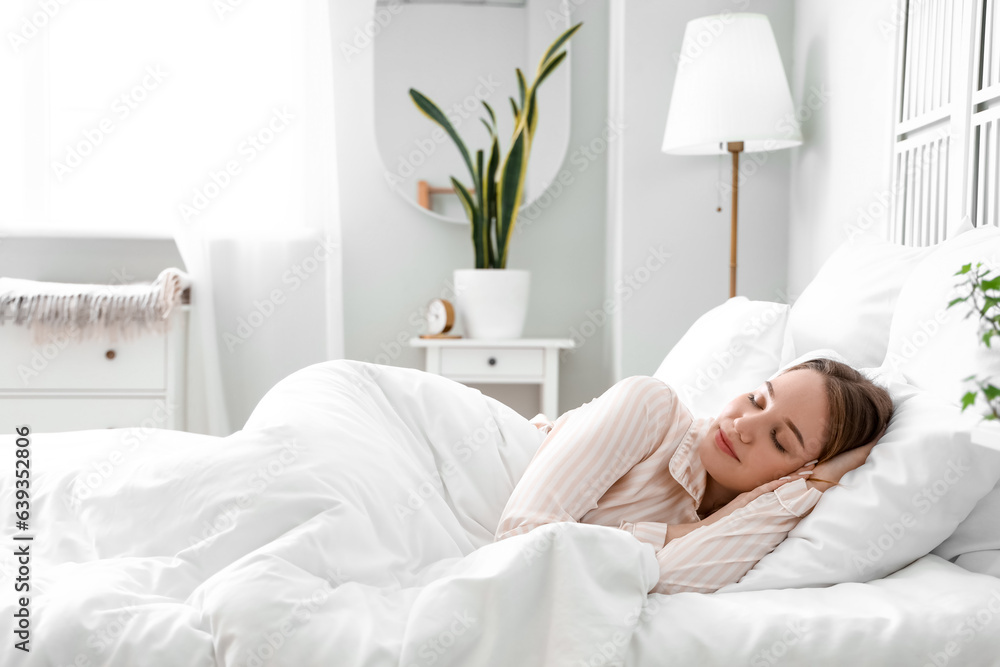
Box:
[0,268,191,344]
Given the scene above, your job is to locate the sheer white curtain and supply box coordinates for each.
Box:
[1,0,344,434]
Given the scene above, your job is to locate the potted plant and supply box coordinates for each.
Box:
[409,22,582,339]
[949,261,1000,450]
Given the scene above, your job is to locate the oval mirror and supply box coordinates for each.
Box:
[374,0,572,223]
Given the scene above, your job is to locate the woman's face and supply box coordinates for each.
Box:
[698,369,829,493]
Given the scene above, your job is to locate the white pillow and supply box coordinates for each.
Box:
[932,424,1000,574]
[720,378,1000,593]
[787,233,933,369]
[881,223,1000,408]
[653,297,791,418]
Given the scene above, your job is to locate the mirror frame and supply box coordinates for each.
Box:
[372,0,573,225]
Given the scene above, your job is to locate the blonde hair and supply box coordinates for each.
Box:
[780,358,893,463]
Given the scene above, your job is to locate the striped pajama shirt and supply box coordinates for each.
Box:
[495,375,822,594]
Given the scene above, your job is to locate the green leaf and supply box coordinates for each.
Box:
[524,50,568,137]
[963,374,978,381]
[955,263,973,276]
[537,22,583,76]
[450,177,483,267]
[509,97,520,124]
[984,384,1000,401]
[947,296,969,308]
[410,88,477,186]
[480,118,494,138]
[475,149,487,263]
[496,127,527,269]
[482,100,496,129]
[982,276,1000,292]
[484,136,500,268]
[985,330,996,348]
[961,391,978,411]
[516,68,526,110]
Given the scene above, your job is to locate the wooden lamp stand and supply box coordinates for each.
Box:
[727,141,744,299]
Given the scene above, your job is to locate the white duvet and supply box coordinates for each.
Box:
[2,360,999,666]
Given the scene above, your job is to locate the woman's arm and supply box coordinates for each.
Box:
[495,376,682,541]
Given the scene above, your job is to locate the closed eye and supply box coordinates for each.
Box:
[748,393,788,454]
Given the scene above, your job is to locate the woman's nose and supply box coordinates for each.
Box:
[733,417,752,444]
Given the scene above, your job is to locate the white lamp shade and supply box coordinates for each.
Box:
[662,13,802,155]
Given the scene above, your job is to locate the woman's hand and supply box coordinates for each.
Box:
[700,461,817,528]
[806,441,878,492]
[665,461,816,544]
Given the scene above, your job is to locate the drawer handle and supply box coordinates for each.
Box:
[488,357,497,366]
[106,350,116,360]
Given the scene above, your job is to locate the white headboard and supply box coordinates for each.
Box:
[891,0,1000,246]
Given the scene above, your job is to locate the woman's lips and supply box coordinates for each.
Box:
[716,429,739,460]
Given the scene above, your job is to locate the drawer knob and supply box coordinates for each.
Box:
[488,357,497,366]
[105,349,116,360]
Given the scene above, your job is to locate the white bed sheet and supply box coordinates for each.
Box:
[2,360,998,666]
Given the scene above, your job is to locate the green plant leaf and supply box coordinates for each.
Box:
[524,50,568,137]
[516,68,526,110]
[509,97,520,125]
[961,391,978,411]
[986,330,996,348]
[496,128,527,269]
[480,118,494,138]
[982,276,1000,292]
[410,88,477,185]
[984,384,1000,401]
[482,100,496,129]
[450,177,483,268]
[947,296,969,308]
[537,22,583,75]
[484,135,500,268]
[955,263,973,276]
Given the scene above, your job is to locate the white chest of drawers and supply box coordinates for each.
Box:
[409,337,575,419]
[0,294,189,433]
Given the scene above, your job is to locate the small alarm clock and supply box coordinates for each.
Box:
[421,298,460,338]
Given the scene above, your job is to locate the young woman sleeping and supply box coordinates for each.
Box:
[495,358,893,594]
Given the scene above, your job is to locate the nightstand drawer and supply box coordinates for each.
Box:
[0,326,167,391]
[440,347,544,378]
[0,397,179,432]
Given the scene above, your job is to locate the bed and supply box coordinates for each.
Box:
[3,223,1000,666]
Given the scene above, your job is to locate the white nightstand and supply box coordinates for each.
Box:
[0,289,190,433]
[409,337,575,418]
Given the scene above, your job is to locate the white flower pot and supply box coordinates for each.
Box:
[453,269,530,339]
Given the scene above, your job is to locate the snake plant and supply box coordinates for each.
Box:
[409,22,582,269]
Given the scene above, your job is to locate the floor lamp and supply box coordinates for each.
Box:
[661,13,802,298]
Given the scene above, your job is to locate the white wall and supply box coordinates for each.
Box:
[614,0,797,379]
[786,0,898,294]
[332,0,613,416]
